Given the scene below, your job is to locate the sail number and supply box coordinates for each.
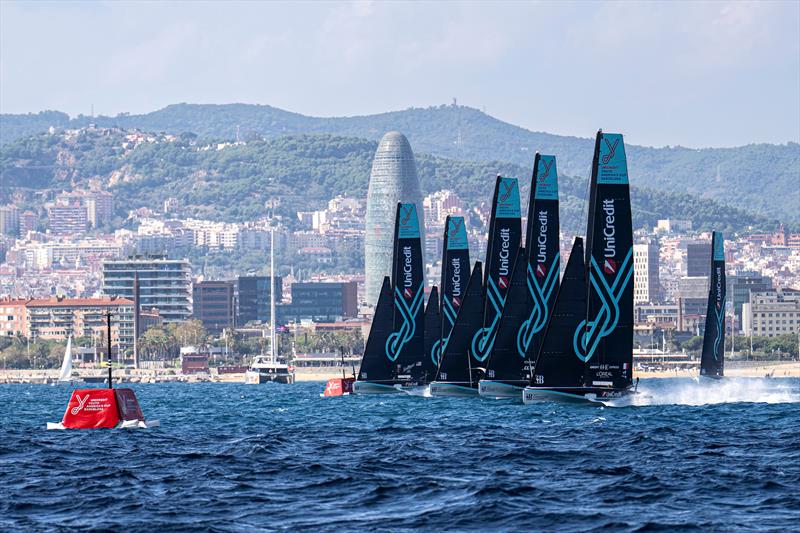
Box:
[534,375,544,385]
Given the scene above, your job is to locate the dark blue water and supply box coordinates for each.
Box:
[1,378,799,531]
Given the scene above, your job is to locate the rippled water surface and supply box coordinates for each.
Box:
[1,378,799,531]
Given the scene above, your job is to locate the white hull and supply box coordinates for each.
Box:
[352,381,404,394]
[478,380,525,399]
[429,382,479,397]
[46,419,160,430]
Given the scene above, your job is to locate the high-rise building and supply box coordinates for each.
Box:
[742,288,800,338]
[48,198,88,234]
[236,276,282,325]
[0,205,20,236]
[686,242,711,277]
[20,211,38,235]
[102,257,192,322]
[634,241,661,304]
[85,191,113,227]
[280,281,358,323]
[364,131,424,306]
[731,271,772,331]
[192,281,235,334]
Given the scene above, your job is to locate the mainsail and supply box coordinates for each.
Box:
[531,238,588,387]
[470,176,521,367]
[483,155,561,386]
[387,202,426,382]
[357,276,396,383]
[436,262,484,385]
[483,249,529,383]
[700,231,726,378]
[578,131,634,390]
[434,215,470,366]
[58,335,73,383]
[422,286,442,383]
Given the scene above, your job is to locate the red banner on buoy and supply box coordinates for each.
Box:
[61,389,119,429]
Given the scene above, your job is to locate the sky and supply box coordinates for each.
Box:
[1,1,798,148]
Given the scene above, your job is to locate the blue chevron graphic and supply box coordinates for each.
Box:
[470,277,507,362]
[516,254,560,357]
[573,248,633,362]
[385,283,424,362]
[713,302,725,361]
[432,298,459,365]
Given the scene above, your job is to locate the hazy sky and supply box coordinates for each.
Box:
[1,1,798,148]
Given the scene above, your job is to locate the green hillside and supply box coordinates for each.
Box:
[0,129,787,235]
[2,104,797,221]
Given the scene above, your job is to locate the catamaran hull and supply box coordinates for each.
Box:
[478,380,526,399]
[429,382,479,397]
[352,381,404,394]
[522,386,634,405]
[245,370,295,385]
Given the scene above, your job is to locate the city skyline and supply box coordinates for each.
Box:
[1,1,799,148]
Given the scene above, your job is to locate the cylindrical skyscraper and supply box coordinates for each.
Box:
[365,131,424,307]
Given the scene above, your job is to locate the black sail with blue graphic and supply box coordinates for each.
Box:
[422,286,441,383]
[434,216,470,366]
[387,203,426,383]
[578,131,634,389]
[357,276,396,383]
[532,238,587,387]
[470,176,522,371]
[521,154,561,367]
[483,248,529,382]
[700,232,726,378]
[436,262,484,385]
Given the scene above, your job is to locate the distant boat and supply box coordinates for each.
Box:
[54,336,82,385]
[523,131,636,404]
[481,154,561,399]
[700,232,726,379]
[245,228,295,385]
[431,175,521,396]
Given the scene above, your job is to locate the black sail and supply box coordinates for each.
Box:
[470,176,521,370]
[357,276,396,383]
[700,232,726,378]
[387,202,426,383]
[422,286,442,384]
[578,131,634,389]
[521,154,561,368]
[435,215,470,366]
[436,262,484,385]
[531,238,588,388]
[484,249,530,383]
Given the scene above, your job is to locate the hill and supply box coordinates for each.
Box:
[0,128,787,236]
[2,103,797,222]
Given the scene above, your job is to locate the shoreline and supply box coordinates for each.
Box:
[1,361,798,384]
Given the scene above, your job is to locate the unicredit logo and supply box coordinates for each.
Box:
[498,227,511,281]
[603,258,617,275]
[602,198,616,266]
[536,210,548,264]
[536,263,547,279]
[715,267,723,308]
[403,245,413,291]
[451,258,462,298]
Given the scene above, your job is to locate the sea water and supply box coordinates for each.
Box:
[1,378,798,531]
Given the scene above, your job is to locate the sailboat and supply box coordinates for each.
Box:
[480,154,561,398]
[523,131,636,404]
[354,202,426,393]
[245,229,295,385]
[430,216,471,368]
[431,175,521,396]
[54,336,82,384]
[700,232,726,379]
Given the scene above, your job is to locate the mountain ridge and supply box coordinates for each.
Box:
[2,103,798,222]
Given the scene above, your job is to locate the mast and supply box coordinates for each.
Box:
[270,228,276,363]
